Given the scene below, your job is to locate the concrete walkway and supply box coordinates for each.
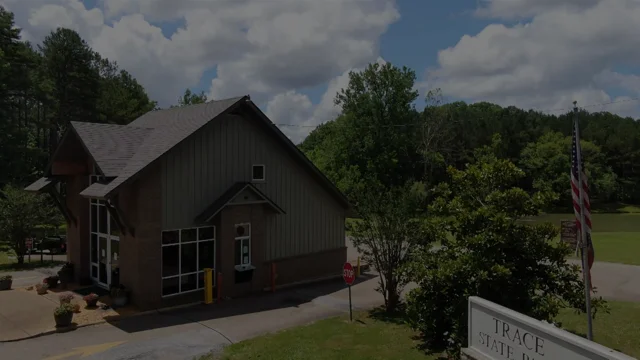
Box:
[0,274,384,360]
[0,289,58,341]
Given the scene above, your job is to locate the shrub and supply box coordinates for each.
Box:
[59,293,74,303]
[0,275,12,281]
[83,293,99,302]
[54,303,75,316]
[405,152,608,358]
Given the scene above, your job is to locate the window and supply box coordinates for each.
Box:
[161,226,215,297]
[234,223,252,270]
[252,165,265,181]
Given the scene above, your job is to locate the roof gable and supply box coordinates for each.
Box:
[96,96,246,197]
[70,122,152,176]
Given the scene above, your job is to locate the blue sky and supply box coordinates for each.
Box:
[7,0,639,139]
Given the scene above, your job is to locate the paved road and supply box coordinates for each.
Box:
[3,253,66,288]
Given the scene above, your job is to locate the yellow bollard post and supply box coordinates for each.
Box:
[356,257,361,277]
[204,268,213,304]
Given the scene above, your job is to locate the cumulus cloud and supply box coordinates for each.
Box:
[266,57,386,144]
[426,0,640,118]
[3,0,399,117]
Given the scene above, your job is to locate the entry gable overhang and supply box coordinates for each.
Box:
[24,177,76,226]
[45,126,100,177]
[195,182,285,224]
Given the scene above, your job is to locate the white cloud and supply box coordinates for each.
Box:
[3,0,399,118]
[266,57,386,144]
[426,0,640,118]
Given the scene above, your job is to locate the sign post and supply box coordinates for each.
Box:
[26,238,32,263]
[343,262,355,322]
[560,220,578,249]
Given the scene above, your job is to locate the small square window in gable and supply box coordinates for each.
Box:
[252,164,265,181]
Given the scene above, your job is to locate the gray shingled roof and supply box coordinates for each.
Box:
[25,177,56,192]
[95,96,246,198]
[70,122,152,176]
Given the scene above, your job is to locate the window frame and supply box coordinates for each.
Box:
[251,164,265,182]
[234,223,253,271]
[160,226,216,297]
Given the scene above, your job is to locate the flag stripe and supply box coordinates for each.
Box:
[571,120,595,290]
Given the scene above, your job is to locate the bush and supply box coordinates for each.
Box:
[405,155,608,358]
[83,293,99,302]
[0,275,12,281]
[54,303,75,316]
[59,293,74,303]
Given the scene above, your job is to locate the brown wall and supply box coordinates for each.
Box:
[218,204,268,299]
[118,164,163,310]
[269,247,346,287]
[65,175,90,284]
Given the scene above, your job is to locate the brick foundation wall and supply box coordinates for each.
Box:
[268,246,346,287]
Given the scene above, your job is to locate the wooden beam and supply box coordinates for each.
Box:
[105,198,135,237]
[47,187,76,226]
[51,161,88,176]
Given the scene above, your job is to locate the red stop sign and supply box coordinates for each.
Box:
[343,262,355,285]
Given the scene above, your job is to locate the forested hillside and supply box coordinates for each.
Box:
[0,7,156,189]
[300,75,640,210]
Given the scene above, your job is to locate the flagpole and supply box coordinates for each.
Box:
[573,102,594,341]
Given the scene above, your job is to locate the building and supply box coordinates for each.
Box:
[25,96,350,310]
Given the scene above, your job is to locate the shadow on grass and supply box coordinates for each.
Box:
[368,306,448,360]
[0,260,65,272]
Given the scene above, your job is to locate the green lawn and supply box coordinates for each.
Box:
[199,301,639,360]
[556,301,640,358]
[0,250,65,272]
[215,312,437,360]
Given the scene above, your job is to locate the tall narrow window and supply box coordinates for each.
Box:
[252,165,265,182]
[234,223,251,269]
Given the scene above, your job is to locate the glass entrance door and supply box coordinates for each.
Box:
[89,173,121,288]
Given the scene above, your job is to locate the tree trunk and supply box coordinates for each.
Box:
[16,255,24,265]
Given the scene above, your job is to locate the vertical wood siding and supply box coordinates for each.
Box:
[161,114,345,260]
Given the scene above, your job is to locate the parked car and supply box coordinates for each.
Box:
[41,236,67,254]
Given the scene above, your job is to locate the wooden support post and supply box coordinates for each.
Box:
[204,268,213,304]
[356,257,361,277]
[271,263,277,292]
[216,272,223,302]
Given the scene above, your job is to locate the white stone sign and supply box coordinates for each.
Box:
[464,296,636,360]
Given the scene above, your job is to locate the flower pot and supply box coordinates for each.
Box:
[36,287,48,295]
[0,279,12,291]
[54,312,73,327]
[85,299,98,307]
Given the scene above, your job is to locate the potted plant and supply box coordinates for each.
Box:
[0,275,12,291]
[83,293,99,307]
[57,263,74,288]
[59,293,74,304]
[36,283,49,295]
[45,275,60,289]
[53,303,75,327]
[110,285,129,307]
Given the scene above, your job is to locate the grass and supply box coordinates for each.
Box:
[214,311,437,360]
[199,301,640,360]
[0,250,65,272]
[556,301,640,358]
[524,213,640,233]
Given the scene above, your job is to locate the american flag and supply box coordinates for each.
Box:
[571,120,595,290]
